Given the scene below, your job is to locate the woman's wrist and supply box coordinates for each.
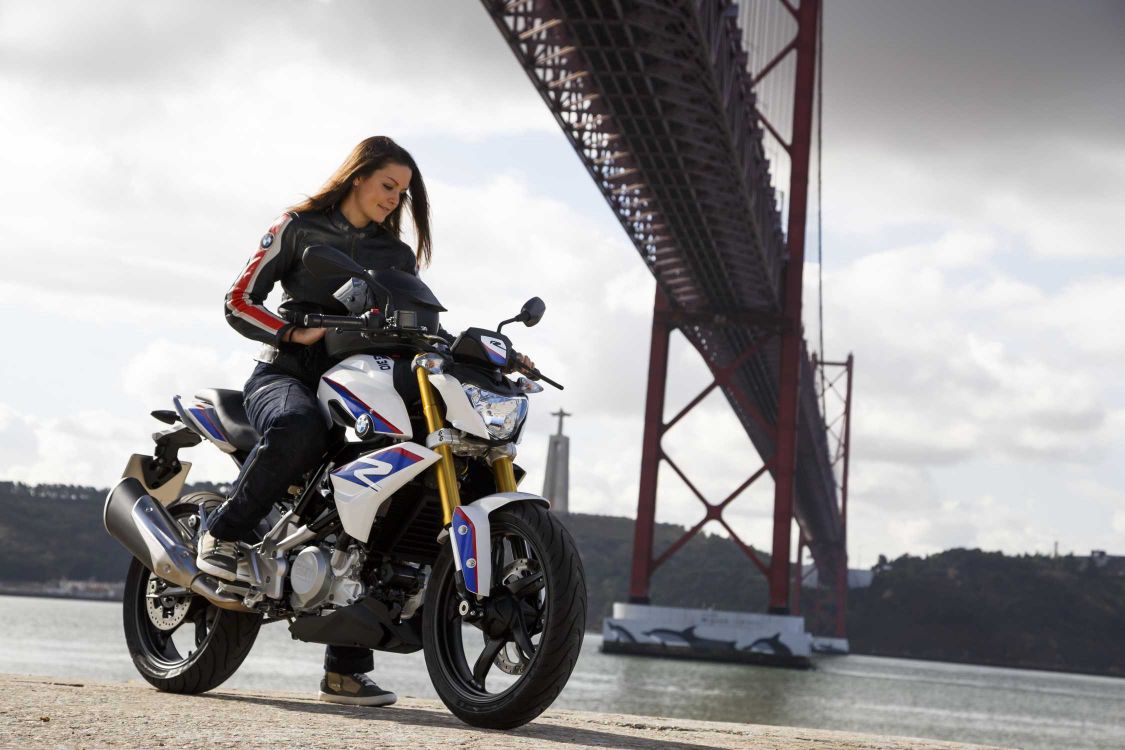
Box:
[284,326,327,346]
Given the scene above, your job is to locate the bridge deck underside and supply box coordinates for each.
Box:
[484,0,840,574]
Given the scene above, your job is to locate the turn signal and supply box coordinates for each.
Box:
[413,353,446,374]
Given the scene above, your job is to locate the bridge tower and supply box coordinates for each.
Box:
[482,0,851,664]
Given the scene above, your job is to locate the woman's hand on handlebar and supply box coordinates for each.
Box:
[515,352,535,371]
[283,326,327,346]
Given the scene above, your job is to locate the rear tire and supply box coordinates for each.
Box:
[422,502,586,729]
[121,492,262,693]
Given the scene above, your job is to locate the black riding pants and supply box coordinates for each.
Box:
[209,361,374,675]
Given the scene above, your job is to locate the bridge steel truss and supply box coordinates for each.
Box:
[795,354,853,637]
[483,0,845,616]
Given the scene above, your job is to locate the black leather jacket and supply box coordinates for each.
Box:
[224,208,417,383]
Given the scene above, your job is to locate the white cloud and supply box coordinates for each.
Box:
[122,340,250,410]
[0,405,147,487]
[822,141,1125,261]
[2,0,1124,565]
[814,230,1121,471]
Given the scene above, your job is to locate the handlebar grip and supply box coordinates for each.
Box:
[302,313,369,330]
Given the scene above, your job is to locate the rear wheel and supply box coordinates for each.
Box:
[121,492,261,693]
[422,502,586,729]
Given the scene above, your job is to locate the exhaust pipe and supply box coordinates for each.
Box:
[104,478,253,612]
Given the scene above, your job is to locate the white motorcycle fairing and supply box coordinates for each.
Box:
[318,355,410,440]
[329,442,440,543]
[450,492,550,597]
[428,372,491,439]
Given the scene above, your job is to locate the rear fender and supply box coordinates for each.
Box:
[449,492,550,597]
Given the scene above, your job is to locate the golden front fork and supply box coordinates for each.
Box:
[492,455,518,493]
[416,368,462,526]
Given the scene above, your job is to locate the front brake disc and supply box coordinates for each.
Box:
[494,640,530,675]
[492,558,541,674]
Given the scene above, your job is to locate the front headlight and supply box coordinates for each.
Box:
[462,385,528,441]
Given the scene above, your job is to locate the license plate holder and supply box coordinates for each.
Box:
[121,454,192,506]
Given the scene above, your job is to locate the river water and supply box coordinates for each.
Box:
[1,595,1122,749]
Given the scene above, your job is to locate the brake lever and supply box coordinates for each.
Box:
[524,366,564,391]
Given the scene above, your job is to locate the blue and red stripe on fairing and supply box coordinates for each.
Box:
[322,377,404,435]
[452,506,480,594]
[482,339,508,366]
[189,406,226,442]
[332,446,424,488]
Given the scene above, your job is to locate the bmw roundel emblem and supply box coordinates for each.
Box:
[354,413,373,438]
[260,233,274,248]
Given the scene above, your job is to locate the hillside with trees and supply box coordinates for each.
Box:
[846,548,1125,677]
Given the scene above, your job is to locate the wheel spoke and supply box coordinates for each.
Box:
[446,597,462,623]
[511,611,537,659]
[155,626,179,661]
[511,536,532,561]
[193,609,209,647]
[472,637,506,690]
[492,535,506,579]
[506,568,544,599]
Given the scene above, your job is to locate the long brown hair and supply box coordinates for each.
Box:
[290,136,432,268]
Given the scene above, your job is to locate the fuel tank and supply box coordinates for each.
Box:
[318,354,411,440]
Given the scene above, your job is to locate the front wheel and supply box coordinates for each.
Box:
[423,502,587,729]
[121,492,262,693]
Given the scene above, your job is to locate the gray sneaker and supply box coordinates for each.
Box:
[319,672,397,707]
[196,530,240,581]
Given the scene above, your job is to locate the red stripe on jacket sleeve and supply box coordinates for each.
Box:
[227,246,285,333]
[225,214,292,335]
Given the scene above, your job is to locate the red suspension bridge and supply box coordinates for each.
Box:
[482,0,854,652]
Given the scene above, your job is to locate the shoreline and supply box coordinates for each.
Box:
[0,589,122,603]
[846,646,1125,682]
[0,673,1011,749]
[4,591,1121,681]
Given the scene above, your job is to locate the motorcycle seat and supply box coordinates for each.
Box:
[194,388,260,453]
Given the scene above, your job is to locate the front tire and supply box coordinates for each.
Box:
[121,492,262,693]
[423,502,587,729]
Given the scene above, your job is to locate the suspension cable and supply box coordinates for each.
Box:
[816,0,826,419]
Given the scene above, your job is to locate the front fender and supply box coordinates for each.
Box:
[450,492,550,597]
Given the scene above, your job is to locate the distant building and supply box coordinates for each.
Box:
[542,409,571,513]
[1086,549,1125,575]
[799,565,873,590]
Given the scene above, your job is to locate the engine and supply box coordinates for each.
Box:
[288,544,366,612]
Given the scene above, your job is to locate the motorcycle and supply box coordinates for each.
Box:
[103,244,587,729]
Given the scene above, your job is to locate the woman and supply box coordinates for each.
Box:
[198,136,432,707]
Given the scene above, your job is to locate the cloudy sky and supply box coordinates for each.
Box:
[1,0,1122,568]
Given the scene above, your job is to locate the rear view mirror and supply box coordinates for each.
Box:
[497,296,546,333]
[519,297,546,327]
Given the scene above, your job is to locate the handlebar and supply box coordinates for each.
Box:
[512,350,564,391]
[300,314,564,390]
